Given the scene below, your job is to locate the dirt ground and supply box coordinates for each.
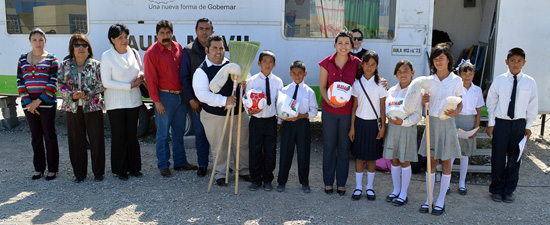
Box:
[1,102,549,224]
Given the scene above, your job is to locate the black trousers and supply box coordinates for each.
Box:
[249,116,277,183]
[108,107,141,176]
[24,107,59,172]
[66,108,105,179]
[277,118,311,186]
[490,118,526,195]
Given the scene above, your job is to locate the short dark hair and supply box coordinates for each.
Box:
[29,28,45,40]
[259,50,276,62]
[458,62,475,74]
[156,20,173,33]
[357,50,380,84]
[429,43,454,73]
[108,23,130,46]
[351,29,363,39]
[394,59,414,75]
[507,47,526,60]
[206,35,223,48]
[334,31,354,49]
[195,18,213,30]
[68,33,93,59]
[290,60,306,72]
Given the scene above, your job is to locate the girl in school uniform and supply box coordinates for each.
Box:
[384,60,422,206]
[453,61,485,195]
[349,51,388,201]
[418,43,465,215]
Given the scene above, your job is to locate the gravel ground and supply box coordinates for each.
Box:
[1,102,550,224]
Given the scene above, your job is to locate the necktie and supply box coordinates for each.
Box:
[507,75,517,119]
[292,83,299,100]
[265,77,271,105]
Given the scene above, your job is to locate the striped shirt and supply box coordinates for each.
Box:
[17,53,58,109]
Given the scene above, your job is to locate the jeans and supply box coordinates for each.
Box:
[187,103,210,168]
[155,92,187,170]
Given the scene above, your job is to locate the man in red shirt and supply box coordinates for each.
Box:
[144,20,198,177]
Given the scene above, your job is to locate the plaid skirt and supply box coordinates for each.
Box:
[418,116,461,160]
[383,123,418,162]
[351,118,383,161]
[455,115,477,156]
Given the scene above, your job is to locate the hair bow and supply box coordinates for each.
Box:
[456,59,471,72]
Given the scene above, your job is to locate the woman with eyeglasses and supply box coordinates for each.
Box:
[17,28,60,181]
[58,33,105,183]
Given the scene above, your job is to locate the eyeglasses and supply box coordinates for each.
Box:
[73,43,89,48]
[353,37,363,41]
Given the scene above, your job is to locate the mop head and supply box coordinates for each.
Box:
[403,76,433,114]
[229,40,261,84]
[439,96,462,120]
[209,63,241,93]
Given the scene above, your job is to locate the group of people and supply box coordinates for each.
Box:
[17,17,537,216]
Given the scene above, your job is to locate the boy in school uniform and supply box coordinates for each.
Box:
[246,50,284,191]
[486,47,538,203]
[276,61,319,193]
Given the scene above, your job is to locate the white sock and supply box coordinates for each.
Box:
[391,165,401,195]
[366,172,375,195]
[398,166,411,200]
[436,174,452,208]
[450,158,455,171]
[459,156,469,188]
[424,172,435,207]
[355,172,363,194]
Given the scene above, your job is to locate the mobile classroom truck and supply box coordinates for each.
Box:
[1,0,548,135]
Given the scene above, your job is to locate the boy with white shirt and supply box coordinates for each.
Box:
[246,50,284,191]
[276,61,318,193]
[486,47,538,203]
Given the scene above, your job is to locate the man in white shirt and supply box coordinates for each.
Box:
[486,47,538,203]
[192,35,251,186]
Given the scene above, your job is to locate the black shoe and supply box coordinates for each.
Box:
[366,189,376,201]
[432,205,445,215]
[324,187,334,194]
[130,172,143,178]
[117,174,129,181]
[174,163,198,170]
[197,167,207,177]
[419,204,431,213]
[277,184,286,192]
[45,173,57,181]
[392,197,408,206]
[264,183,273,191]
[94,175,104,182]
[74,177,85,183]
[32,172,43,180]
[351,189,362,201]
[249,182,261,191]
[492,194,503,202]
[216,178,228,187]
[337,189,346,196]
[503,193,515,203]
[458,187,467,195]
[302,185,311,193]
[386,193,399,202]
[239,174,253,182]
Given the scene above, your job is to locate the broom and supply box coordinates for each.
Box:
[425,102,433,213]
[228,40,260,194]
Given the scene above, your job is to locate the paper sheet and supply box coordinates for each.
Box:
[518,135,527,162]
[457,127,480,139]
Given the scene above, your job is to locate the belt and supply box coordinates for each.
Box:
[159,89,183,95]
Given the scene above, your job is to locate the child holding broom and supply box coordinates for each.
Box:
[246,50,284,191]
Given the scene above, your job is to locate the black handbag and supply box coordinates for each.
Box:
[132,48,149,98]
[359,80,382,130]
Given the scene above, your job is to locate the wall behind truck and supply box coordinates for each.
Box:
[493,0,550,113]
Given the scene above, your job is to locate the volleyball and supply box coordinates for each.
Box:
[327,81,352,106]
[243,89,267,111]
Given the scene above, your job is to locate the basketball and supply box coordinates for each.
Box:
[327,81,352,106]
[243,89,267,111]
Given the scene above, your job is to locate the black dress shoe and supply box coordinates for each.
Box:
[337,189,346,196]
[239,174,253,182]
[503,193,515,203]
[419,204,431,213]
[45,173,57,181]
[197,167,207,177]
[351,189,362,200]
[248,182,261,191]
[432,205,445,215]
[94,175,104,182]
[324,188,334,194]
[174,163,198,170]
[366,189,376,201]
[117,174,129,181]
[458,187,467,195]
[130,172,143,178]
[74,177,85,183]
[32,172,44,180]
[386,193,399,202]
[216,178,227,187]
[392,197,408,206]
[492,194,503,202]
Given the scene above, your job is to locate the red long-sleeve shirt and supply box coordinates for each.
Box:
[143,41,183,103]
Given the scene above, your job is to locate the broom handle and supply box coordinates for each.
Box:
[235,92,243,195]
[225,74,239,184]
[208,108,232,192]
[425,103,433,214]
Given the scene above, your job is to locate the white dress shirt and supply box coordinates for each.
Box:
[386,83,422,127]
[280,81,319,119]
[192,57,231,108]
[426,73,465,117]
[352,76,388,120]
[486,70,538,129]
[459,84,485,116]
[245,72,283,118]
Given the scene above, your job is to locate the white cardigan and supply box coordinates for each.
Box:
[100,46,143,110]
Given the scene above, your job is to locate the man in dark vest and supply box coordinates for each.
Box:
[193,35,251,186]
[180,18,213,177]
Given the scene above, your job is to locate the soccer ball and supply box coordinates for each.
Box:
[327,81,352,106]
[243,89,267,111]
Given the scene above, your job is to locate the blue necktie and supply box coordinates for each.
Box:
[266,77,271,105]
[507,75,517,119]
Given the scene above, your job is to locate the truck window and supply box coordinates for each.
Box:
[284,0,395,39]
[4,0,87,34]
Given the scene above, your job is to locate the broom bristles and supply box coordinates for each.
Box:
[229,41,261,83]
